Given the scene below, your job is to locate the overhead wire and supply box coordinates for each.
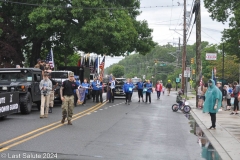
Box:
[0,0,191,9]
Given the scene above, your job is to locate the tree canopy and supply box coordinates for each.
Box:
[0,0,156,67]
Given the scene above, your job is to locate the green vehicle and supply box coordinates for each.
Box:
[0,68,42,114]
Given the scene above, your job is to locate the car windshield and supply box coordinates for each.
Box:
[51,72,68,79]
[132,78,140,84]
[116,78,126,85]
[0,71,32,82]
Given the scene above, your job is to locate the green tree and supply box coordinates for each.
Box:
[0,0,155,67]
[111,65,124,78]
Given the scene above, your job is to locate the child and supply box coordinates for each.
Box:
[176,90,183,107]
[162,87,165,95]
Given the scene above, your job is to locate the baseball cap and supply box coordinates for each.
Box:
[69,72,74,77]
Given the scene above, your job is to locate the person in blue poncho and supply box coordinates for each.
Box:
[203,79,222,129]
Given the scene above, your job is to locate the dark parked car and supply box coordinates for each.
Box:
[114,78,126,97]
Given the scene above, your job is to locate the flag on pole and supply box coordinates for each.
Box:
[99,56,105,70]
[99,56,105,82]
[94,57,98,73]
[46,48,55,69]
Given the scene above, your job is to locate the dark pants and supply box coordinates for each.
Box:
[138,89,143,99]
[209,113,216,128]
[92,90,97,101]
[109,88,115,102]
[74,92,77,106]
[125,92,131,103]
[96,90,103,103]
[157,91,161,99]
[234,97,239,111]
[146,92,151,103]
[83,93,87,104]
[227,99,231,106]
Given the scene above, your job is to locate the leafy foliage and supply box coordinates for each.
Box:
[111,65,125,78]
[0,0,155,67]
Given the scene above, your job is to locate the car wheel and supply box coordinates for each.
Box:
[20,92,32,114]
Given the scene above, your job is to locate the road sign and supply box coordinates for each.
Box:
[176,78,180,83]
[184,70,190,77]
[206,53,217,60]
[160,63,166,66]
[179,74,182,79]
[186,67,190,71]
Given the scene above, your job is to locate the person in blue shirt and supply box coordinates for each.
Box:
[96,78,103,103]
[80,78,90,105]
[123,78,134,105]
[136,78,144,102]
[74,76,80,106]
[145,80,153,103]
[91,78,98,102]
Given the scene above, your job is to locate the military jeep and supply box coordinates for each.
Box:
[0,68,42,114]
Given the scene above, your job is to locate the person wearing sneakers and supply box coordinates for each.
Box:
[230,81,240,115]
[60,72,80,125]
[166,80,172,96]
[123,78,134,105]
[145,80,153,103]
[203,79,222,129]
[39,72,52,118]
[155,80,162,100]
[136,79,144,102]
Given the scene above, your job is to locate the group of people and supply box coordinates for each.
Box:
[122,78,168,105]
[195,79,240,130]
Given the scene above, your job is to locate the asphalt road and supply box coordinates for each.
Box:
[0,92,204,160]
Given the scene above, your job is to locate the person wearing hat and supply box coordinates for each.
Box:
[166,80,172,96]
[39,72,52,118]
[48,73,58,113]
[60,72,80,125]
[203,79,222,129]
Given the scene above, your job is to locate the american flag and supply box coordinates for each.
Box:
[46,48,55,69]
[99,56,105,81]
[99,56,105,70]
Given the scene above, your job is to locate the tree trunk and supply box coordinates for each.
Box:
[29,38,43,67]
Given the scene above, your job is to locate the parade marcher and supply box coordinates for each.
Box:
[108,77,116,103]
[230,81,240,115]
[136,79,144,102]
[129,78,134,102]
[123,78,134,105]
[203,79,222,129]
[96,78,103,103]
[60,72,79,125]
[39,72,52,118]
[91,78,98,102]
[145,80,153,103]
[34,58,42,69]
[73,76,80,106]
[166,80,172,96]
[80,78,90,105]
[48,73,58,113]
[155,80,162,100]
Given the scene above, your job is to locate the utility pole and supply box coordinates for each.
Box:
[181,0,187,94]
[195,0,201,107]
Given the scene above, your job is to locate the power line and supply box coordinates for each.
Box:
[0,0,191,9]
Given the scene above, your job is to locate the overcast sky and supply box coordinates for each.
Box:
[106,0,229,67]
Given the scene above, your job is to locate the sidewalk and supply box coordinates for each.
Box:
[187,92,240,160]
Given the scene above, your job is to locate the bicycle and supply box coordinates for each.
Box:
[172,98,191,114]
